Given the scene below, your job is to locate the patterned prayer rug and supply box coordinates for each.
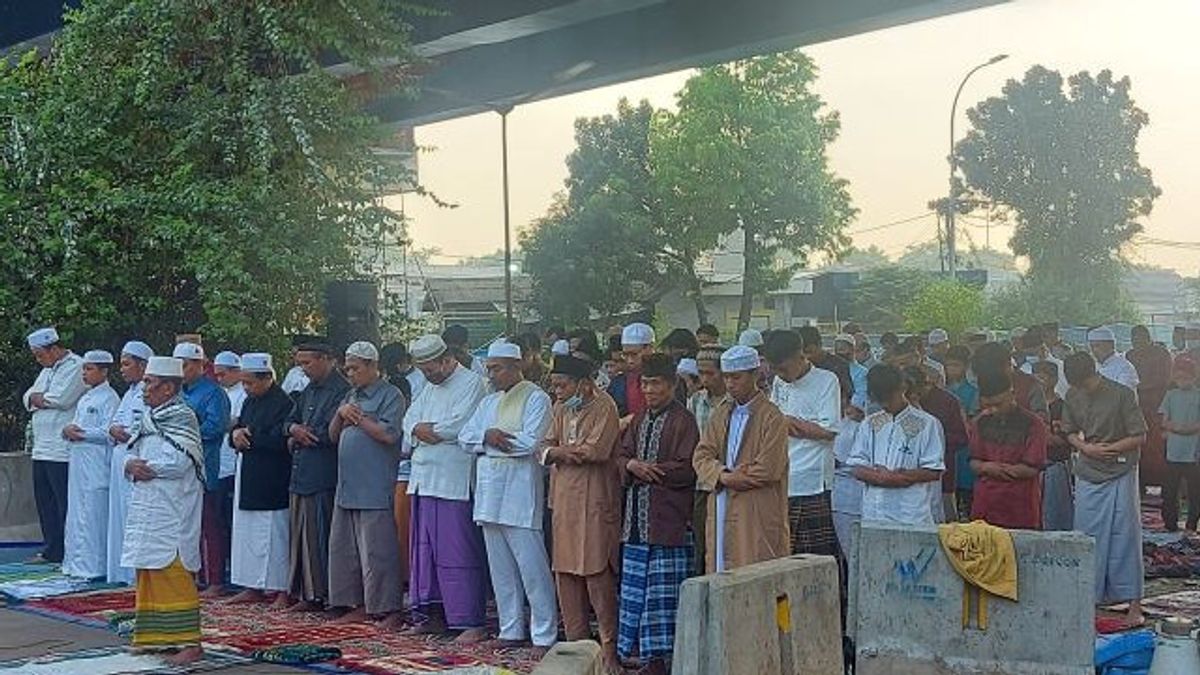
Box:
[0,645,253,674]
[20,588,543,674]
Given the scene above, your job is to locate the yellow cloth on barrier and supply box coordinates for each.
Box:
[937,520,1017,629]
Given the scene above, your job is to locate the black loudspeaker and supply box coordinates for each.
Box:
[324,280,381,351]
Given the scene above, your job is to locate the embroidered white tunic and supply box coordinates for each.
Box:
[846,405,945,526]
[62,382,119,578]
[459,386,553,529]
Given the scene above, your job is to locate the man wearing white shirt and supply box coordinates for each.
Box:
[23,327,88,564]
[281,335,315,395]
[763,331,843,557]
[123,356,205,665]
[459,341,556,654]
[848,364,945,526]
[1089,326,1140,391]
[62,350,120,578]
[403,335,489,641]
[107,340,153,585]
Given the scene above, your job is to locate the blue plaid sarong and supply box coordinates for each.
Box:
[617,542,692,661]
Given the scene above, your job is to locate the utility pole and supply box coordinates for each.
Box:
[496,103,514,336]
[949,54,1007,281]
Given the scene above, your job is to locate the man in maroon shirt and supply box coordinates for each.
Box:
[969,371,1048,529]
[905,366,968,523]
[1127,324,1173,488]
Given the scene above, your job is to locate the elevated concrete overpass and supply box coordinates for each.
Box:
[5,0,1002,125]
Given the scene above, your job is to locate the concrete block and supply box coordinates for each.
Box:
[531,640,602,675]
[0,453,42,542]
[854,523,1094,675]
[673,555,843,675]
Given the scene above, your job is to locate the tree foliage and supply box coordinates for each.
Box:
[522,51,855,329]
[903,280,984,336]
[0,0,422,446]
[847,266,934,332]
[955,66,1160,324]
[654,51,855,330]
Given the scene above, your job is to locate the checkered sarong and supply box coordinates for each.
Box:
[788,492,841,557]
[617,543,691,661]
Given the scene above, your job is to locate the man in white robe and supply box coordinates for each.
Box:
[24,327,88,564]
[459,340,557,653]
[123,356,205,665]
[61,350,120,579]
[107,341,153,585]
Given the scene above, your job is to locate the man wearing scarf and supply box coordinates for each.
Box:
[541,354,623,674]
[459,340,557,654]
[616,353,699,675]
[122,356,205,666]
[968,371,1048,530]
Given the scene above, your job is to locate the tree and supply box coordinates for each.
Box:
[847,266,934,332]
[0,0,420,445]
[896,239,1017,272]
[831,244,890,270]
[520,100,668,325]
[955,66,1160,324]
[653,51,855,330]
[903,280,984,336]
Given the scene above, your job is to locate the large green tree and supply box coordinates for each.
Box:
[0,0,420,445]
[954,66,1159,324]
[654,50,855,330]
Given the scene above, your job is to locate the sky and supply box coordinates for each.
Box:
[389,0,1200,274]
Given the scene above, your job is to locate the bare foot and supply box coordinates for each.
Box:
[198,585,225,600]
[163,646,204,666]
[224,589,264,605]
[529,645,551,659]
[332,607,370,624]
[602,646,624,675]
[376,612,410,631]
[269,593,293,610]
[403,619,447,636]
[1127,601,1146,628]
[285,600,324,613]
[454,627,489,644]
[487,638,528,649]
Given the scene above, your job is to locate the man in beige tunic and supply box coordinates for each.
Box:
[540,355,622,675]
[693,345,790,573]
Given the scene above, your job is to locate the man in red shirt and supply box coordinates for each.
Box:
[969,371,1048,530]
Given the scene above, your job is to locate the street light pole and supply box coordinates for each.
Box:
[496,103,515,336]
[948,53,1007,281]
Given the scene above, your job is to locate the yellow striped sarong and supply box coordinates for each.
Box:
[133,557,201,648]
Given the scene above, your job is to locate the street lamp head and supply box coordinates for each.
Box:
[988,54,1009,65]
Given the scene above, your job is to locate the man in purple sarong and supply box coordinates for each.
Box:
[401,335,490,642]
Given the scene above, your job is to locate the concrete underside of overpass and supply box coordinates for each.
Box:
[5,0,1003,126]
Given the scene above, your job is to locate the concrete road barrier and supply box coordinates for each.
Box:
[853,523,1094,675]
[0,452,42,543]
[673,555,843,675]
[531,640,603,675]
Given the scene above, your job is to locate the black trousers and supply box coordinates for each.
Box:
[1162,462,1200,531]
[32,459,69,562]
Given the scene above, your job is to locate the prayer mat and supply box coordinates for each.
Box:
[0,562,59,585]
[1142,536,1200,579]
[0,645,252,674]
[0,575,119,602]
[1139,590,1200,620]
[249,644,342,665]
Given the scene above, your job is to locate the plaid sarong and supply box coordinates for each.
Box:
[617,542,692,661]
[788,492,841,558]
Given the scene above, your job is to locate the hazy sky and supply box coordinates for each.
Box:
[391,0,1200,274]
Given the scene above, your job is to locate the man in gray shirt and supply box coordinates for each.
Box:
[328,341,405,627]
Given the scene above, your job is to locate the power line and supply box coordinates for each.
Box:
[848,212,935,235]
[1132,235,1200,250]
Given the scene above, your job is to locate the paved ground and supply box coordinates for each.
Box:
[0,608,308,673]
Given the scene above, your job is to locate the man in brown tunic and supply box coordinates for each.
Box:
[540,355,623,675]
[693,345,790,573]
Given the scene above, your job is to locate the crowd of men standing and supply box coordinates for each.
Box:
[19,318,1198,671]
